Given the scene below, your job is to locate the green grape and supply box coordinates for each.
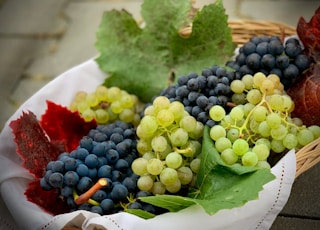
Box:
[221,148,238,165]
[210,125,226,141]
[267,94,283,110]
[168,101,185,121]
[308,125,320,139]
[82,108,96,122]
[146,158,163,175]
[271,139,286,153]
[243,103,255,117]
[246,89,262,105]
[253,72,267,88]
[215,137,232,153]
[177,166,193,185]
[110,101,123,114]
[256,160,271,169]
[266,113,281,128]
[297,129,314,146]
[86,93,100,107]
[137,139,152,154]
[190,158,201,173]
[281,95,294,112]
[282,133,298,149]
[252,144,270,161]
[209,105,226,122]
[77,101,90,113]
[95,108,109,124]
[258,121,271,137]
[252,105,268,122]
[165,152,183,169]
[227,128,240,142]
[165,178,181,193]
[170,128,189,147]
[179,115,197,133]
[270,124,287,140]
[144,105,155,116]
[249,119,260,133]
[142,151,157,160]
[230,79,245,94]
[241,74,254,90]
[188,121,204,140]
[156,109,175,127]
[232,93,247,105]
[136,125,153,139]
[229,106,245,121]
[106,86,121,102]
[232,139,249,156]
[119,108,135,122]
[137,175,154,191]
[151,181,166,195]
[119,92,134,108]
[151,136,168,152]
[160,168,178,186]
[131,158,148,176]
[260,79,275,95]
[255,138,271,150]
[241,151,258,166]
[139,115,158,137]
[153,96,170,113]
[95,85,108,101]
[220,115,233,128]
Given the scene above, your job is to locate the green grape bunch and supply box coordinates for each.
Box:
[132,96,203,194]
[69,85,145,126]
[209,72,320,168]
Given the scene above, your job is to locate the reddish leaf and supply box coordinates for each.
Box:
[40,101,97,153]
[287,63,320,126]
[9,111,60,178]
[25,180,70,215]
[297,6,320,60]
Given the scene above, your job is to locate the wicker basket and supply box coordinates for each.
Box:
[61,20,318,229]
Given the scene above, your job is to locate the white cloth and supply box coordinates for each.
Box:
[0,59,296,230]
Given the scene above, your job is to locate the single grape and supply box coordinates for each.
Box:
[232,139,249,156]
[241,151,258,166]
[159,168,178,186]
[209,105,226,122]
[210,125,226,141]
[146,158,163,175]
[165,152,183,169]
[221,148,238,165]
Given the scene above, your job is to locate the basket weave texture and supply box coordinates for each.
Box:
[61,20,318,229]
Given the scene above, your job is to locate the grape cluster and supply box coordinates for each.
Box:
[40,121,160,215]
[160,66,238,127]
[209,72,320,167]
[226,36,310,89]
[70,85,145,126]
[132,96,203,195]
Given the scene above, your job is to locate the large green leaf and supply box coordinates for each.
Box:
[95,0,236,102]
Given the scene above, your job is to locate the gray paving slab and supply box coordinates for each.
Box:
[0,0,68,35]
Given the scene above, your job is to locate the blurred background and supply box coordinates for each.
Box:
[0,0,320,229]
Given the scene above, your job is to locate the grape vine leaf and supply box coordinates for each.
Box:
[287,6,320,126]
[140,126,275,215]
[9,111,60,178]
[40,101,97,152]
[95,0,236,102]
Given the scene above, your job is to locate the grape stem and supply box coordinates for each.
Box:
[74,178,108,205]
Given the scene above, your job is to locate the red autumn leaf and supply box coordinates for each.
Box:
[40,100,97,153]
[9,111,60,178]
[287,64,320,126]
[25,180,70,215]
[297,6,320,60]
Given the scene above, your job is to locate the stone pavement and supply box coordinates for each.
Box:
[0,0,320,229]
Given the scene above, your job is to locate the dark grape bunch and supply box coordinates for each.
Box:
[160,66,238,127]
[226,35,310,89]
[40,121,162,215]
